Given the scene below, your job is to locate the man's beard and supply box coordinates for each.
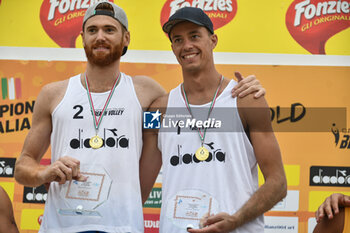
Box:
[84,40,124,67]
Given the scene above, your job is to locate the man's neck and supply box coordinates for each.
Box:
[182,69,225,105]
[83,61,121,92]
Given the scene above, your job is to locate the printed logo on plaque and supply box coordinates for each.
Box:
[58,164,112,216]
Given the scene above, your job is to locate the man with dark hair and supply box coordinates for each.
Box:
[14,2,265,233]
[140,7,287,233]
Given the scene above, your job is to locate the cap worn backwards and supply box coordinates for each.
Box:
[162,7,214,37]
[83,1,128,30]
[82,1,129,56]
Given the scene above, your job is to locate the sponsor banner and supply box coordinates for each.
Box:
[160,0,237,33]
[331,123,350,149]
[23,185,48,204]
[1,77,22,100]
[286,0,350,54]
[310,166,350,187]
[40,0,114,48]
[20,209,44,230]
[0,157,16,177]
[144,213,160,233]
[259,165,300,186]
[264,216,298,233]
[0,60,349,233]
[0,181,15,202]
[0,1,349,55]
[144,187,162,208]
[308,191,350,211]
[307,218,317,233]
[271,190,300,212]
[156,169,163,184]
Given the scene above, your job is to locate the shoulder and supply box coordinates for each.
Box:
[36,79,69,114]
[237,93,270,130]
[132,75,164,92]
[40,79,69,96]
[150,93,169,110]
[131,75,166,110]
[237,92,268,108]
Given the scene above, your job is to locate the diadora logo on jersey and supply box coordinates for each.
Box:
[170,143,225,166]
[70,128,130,149]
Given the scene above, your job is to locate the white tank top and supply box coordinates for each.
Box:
[40,73,143,233]
[158,80,264,233]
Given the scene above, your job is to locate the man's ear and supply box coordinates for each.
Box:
[123,31,130,47]
[211,34,218,49]
[80,31,85,47]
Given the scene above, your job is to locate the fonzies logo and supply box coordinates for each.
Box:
[40,0,113,48]
[286,0,350,54]
[160,0,237,35]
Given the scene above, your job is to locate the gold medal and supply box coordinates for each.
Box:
[85,73,121,150]
[195,146,209,161]
[89,135,103,149]
[182,76,224,162]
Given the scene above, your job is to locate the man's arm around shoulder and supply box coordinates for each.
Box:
[139,94,168,204]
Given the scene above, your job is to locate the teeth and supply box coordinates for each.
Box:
[183,54,196,59]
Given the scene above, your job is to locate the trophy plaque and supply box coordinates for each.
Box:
[166,189,219,230]
[58,164,112,217]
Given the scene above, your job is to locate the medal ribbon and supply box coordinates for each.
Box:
[181,76,224,145]
[85,73,121,132]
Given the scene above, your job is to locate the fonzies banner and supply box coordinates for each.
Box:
[0,0,349,54]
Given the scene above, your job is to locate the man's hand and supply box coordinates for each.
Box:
[37,156,87,185]
[187,212,237,233]
[315,193,350,222]
[232,72,265,99]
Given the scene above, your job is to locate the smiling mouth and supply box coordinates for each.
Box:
[182,53,198,59]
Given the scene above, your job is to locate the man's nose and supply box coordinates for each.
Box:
[182,38,194,51]
[96,29,106,41]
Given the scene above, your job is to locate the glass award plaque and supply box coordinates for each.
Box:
[58,164,112,217]
[166,189,219,230]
